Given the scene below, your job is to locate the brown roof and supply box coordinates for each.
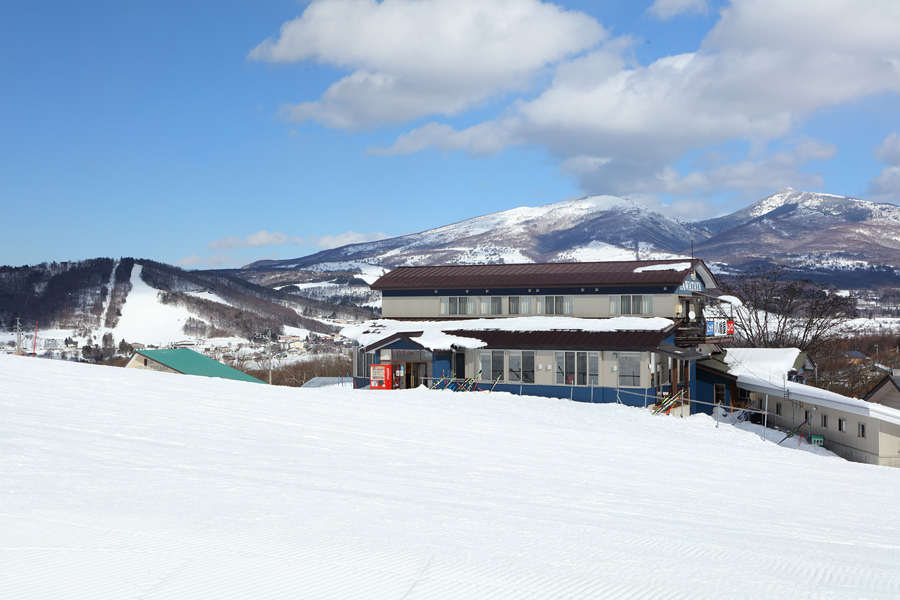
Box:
[371,259,715,290]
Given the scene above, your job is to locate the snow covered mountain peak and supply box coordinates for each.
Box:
[747,188,860,218]
[247,194,702,272]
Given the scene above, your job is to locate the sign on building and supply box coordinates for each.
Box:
[706,319,735,337]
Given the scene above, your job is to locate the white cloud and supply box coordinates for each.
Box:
[875,132,900,166]
[869,132,900,203]
[369,121,517,156]
[296,231,392,250]
[209,230,289,251]
[376,0,900,199]
[252,0,900,205]
[205,254,245,269]
[869,166,900,203]
[250,0,605,129]
[647,0,710,20]
[176,254,204,268]
[246,230,288,247]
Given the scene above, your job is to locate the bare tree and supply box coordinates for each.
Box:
[721,265,857,354]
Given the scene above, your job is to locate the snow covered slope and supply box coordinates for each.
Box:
[246,195,702,272]
[244,188,900,288]
[3,355,900,599]
[114,264,197,345]
[697,188,900,270]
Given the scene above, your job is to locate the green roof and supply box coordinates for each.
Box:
[136,349,264,384]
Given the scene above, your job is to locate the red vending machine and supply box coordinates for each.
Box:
[370,364,392,390]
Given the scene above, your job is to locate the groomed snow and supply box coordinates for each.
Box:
[114,264,196,346]
[3,355,900,599]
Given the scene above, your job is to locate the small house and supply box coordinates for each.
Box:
[125,348,264,384]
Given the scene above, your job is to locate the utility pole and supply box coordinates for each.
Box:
[266,327,273,385]
[15,318,23,355]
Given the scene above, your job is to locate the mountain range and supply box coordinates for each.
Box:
[4,188,900,346]
[243,188,900,287]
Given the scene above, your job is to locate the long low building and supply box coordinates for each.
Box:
[699,348,900,467]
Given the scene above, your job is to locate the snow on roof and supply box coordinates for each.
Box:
[342,316,675,351]
[633,262,692,273]
[724,347,900,426]
[716,295,743,306]
[724,348,803,382]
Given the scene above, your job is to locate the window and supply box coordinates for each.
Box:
[821,414,828,429]
[522,351,535,383]
[479,297,502,315]
[610,295,654,315]
[556,351,575,384]
[775,402,782,415]
[858,422,867,438]
[507,296,531,315]
[838,418,846,433]
[804,410,811,423]
[542,295,573,315]
[554,351,600,385]
[576,352,588,386]
[715,384,726,405]
[442,296,475,315]
[508,351,535,383]
[479,350,504,382]
[618,353,641,387]
[356,348,376,377]
[588,353,599,386]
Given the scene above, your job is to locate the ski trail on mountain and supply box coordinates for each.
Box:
[100,259,119,328]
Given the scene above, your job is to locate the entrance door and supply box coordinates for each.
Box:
[454,353,465,379]
[402,362,427,388]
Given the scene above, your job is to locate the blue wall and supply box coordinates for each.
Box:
[432,352,452,379]
[694,369,733,415]
[351,377,658,406]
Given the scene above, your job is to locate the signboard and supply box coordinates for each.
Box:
[380,349,432,362]
[370,364,392,390]
[706,319,735,337]
[678,280,704,293]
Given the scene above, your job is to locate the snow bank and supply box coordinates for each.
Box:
[3,355,900,598]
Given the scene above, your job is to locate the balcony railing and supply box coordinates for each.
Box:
[674,319,734,346]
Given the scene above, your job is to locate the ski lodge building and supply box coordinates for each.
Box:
[343,258,900,467]
[345,259,733,407]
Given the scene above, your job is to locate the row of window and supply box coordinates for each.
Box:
[791,407,868,438]
[477,350,643,387]
[439,294,656,317]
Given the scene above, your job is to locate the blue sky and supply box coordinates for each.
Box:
[3,0,900,269]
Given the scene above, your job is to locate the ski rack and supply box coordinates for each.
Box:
[652,390,687,415]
